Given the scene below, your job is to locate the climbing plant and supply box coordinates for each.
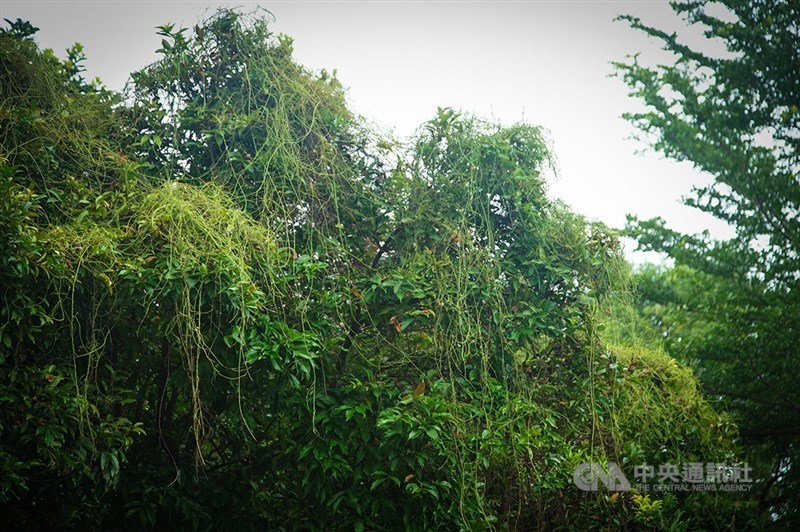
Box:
[1,10,743,529]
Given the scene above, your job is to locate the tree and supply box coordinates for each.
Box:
[615,0,800,526]
[0,18,144,526]
[2,10,739,529]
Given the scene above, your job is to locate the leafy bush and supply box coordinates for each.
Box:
[0,10,741,530]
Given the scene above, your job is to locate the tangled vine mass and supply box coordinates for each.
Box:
[0,10,753,530]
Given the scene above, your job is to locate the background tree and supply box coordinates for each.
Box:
[615,0,800,526]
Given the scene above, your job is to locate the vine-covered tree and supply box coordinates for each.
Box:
[616,0,800,526]
[2,9,744,529]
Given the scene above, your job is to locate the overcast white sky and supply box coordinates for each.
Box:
[1,0,736,261]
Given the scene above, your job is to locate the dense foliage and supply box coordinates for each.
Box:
[1,10,747,529]
[615,0,799,527]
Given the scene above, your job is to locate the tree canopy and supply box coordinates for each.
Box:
[0,9,755,530]
[615,0,800,526]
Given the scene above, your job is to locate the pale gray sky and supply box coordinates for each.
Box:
[0,0,736,261]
